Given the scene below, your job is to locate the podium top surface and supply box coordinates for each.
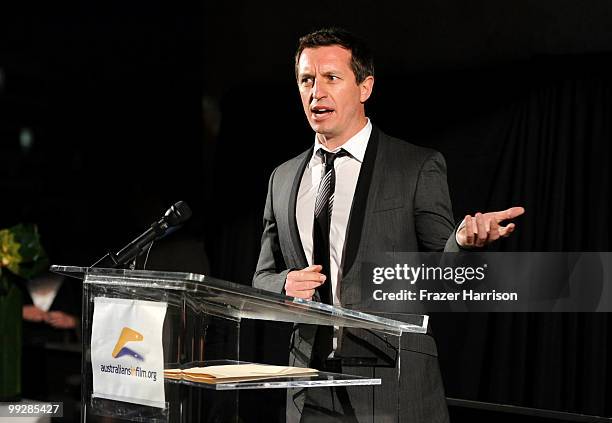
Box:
[51,265,427,335]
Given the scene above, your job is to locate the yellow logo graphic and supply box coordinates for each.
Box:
[112,327,144,361]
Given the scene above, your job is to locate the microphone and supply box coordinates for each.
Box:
[91,201,192,268]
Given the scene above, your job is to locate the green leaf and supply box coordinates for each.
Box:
[1,224,49,281]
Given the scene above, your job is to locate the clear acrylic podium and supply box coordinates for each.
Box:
[51,265,428,422]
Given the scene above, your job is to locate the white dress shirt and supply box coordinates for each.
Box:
[296,119,372,307]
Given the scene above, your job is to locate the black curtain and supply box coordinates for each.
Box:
[431,55,612,416]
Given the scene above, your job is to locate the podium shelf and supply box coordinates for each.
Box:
[165,360,381,390]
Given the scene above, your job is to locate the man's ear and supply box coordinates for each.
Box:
[359,76,375,103]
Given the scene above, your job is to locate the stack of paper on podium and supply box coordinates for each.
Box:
[164,363,318,384]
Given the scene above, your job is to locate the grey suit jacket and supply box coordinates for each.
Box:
[253,127,457,422]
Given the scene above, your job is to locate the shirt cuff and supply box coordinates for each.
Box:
[455,218,466,246]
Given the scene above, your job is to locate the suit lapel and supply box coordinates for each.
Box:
[342,126,380,276]
[287,147,312,268]
[286,129,383,298]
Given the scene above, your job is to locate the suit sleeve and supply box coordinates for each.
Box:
[252,167,292,293]
[413,151,460,252]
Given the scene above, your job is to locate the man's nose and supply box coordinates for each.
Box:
[312,79,326,100]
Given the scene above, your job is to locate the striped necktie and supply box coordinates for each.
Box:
[311,148,348,366]
[313,148,349,303]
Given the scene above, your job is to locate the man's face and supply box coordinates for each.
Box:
[297,45,373,145]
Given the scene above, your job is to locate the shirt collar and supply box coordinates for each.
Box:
[310,118,372,166]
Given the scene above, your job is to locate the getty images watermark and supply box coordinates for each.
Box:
[362,252,612,312]
[372,263,517,302]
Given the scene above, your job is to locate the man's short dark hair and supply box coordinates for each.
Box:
[295,28,375,84]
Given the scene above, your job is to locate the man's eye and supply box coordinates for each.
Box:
[328,75,339,81]
[301,77,313,85]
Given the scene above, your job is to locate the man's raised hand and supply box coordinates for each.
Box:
[457,206,525,248]
[285,264,326,300]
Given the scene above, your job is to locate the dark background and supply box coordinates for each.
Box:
[1,0,611,420]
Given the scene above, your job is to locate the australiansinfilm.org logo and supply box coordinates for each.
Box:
[112,327,145,360]
[98,327,158,382]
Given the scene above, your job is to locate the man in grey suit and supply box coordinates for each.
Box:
[253,28,524,422]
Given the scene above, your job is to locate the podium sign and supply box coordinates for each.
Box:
[91,297,166,408]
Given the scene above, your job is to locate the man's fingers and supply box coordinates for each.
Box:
[475,213,487,247]
[303,264,323,273]
[291,269,326,282]
[285,266,326,300]
[493,206,525,223]
[499,223,516,237]
[465,215,475,245]
[459,206,523,248]
[290,280,325,291]
[489,217,500,242]
[286,280,317,299]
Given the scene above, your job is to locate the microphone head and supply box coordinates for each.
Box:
[164,201,192,227]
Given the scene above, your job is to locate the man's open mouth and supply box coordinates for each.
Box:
[311,106,334,117]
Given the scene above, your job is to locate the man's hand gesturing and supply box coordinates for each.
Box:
[457,206,525,248]
[285,264,326,300]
